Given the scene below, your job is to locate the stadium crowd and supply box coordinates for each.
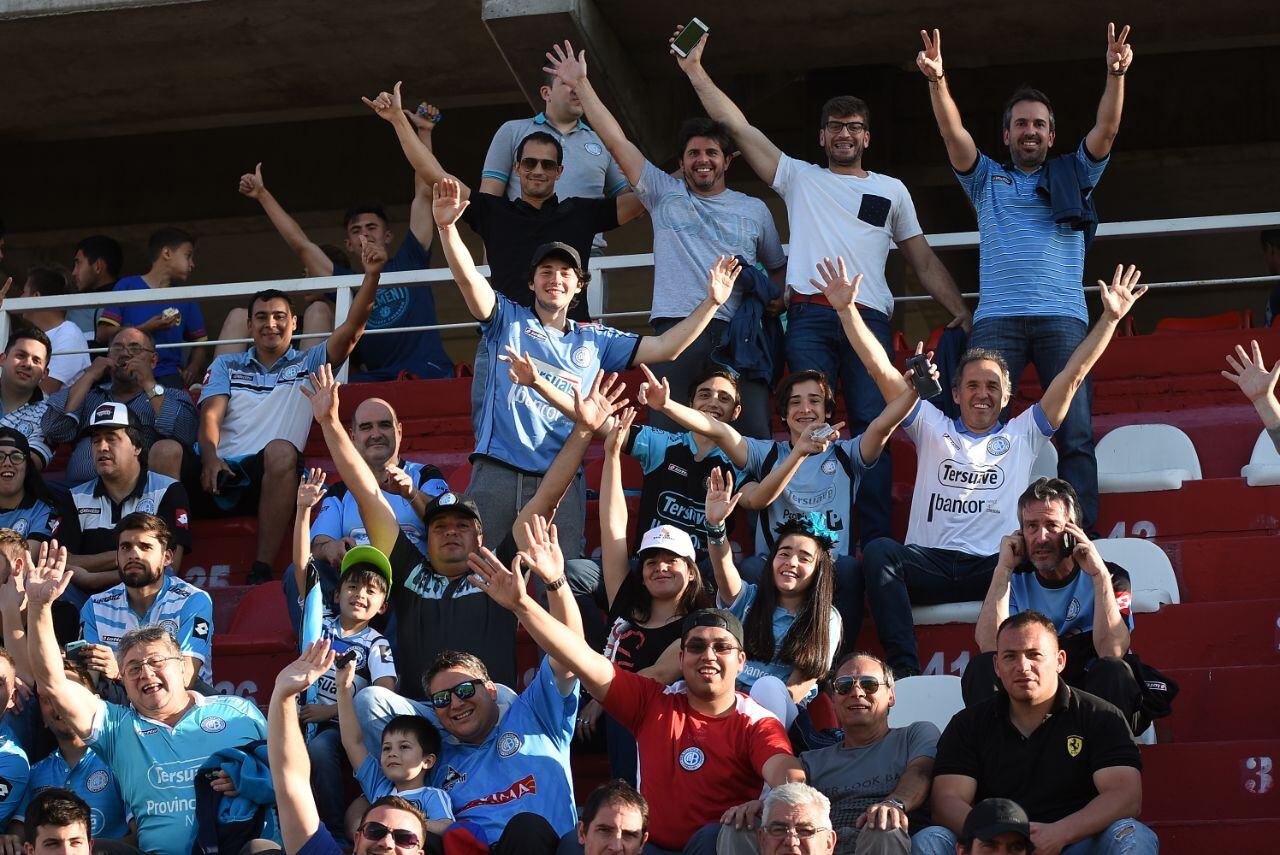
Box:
[0,16,1273,855]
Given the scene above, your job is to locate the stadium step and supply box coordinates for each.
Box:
[1160,665,1280,743]
[1147,819,1280,851]
[1159,533,1280,603]
[1141,740,1280,821]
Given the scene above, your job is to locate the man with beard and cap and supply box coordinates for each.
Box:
[674,26,970,549]
[915,23,1135,535]
[0,329,54,469]
[56,403,192,604]
[77,512,213,690]
[42,326,198,483]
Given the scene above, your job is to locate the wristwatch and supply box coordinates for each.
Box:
[147,383,166,399]
[883,798,906,812]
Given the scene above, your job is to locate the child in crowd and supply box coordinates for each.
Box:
[292,468,398,838]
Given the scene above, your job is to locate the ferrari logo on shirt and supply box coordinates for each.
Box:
[1067,736,1084,757]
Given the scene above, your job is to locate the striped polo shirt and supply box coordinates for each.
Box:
[81,573,214,682]
[200,342,329,459]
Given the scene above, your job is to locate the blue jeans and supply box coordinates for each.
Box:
[785,302,893,546]
[307,725,348,836]
[969,316,1098,531]
[913,819,1158,855]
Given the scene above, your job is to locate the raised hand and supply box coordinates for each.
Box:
[704,467,742,527]
[466,547,530,611]
[297,468,328,510]
[381,465,415,499]
[518,515,565,585]
[1223,341,1280,403]
[334,656,357,693]
[23,540,71,609]
[1065,521,1104,577]
[406,102,442,133]
[1096,264,1146,321]
[997,531,1026,569]
[238,162,266,199]
[301,363,341,425]
[432,178,469,228]
[706,255,742,306]
[273,640,335,700]
[669,22,708,72]
[916,28,944,81]
[1106,22,1134,75]
[0,567,26,614]
[604,407,637,456]
[573,370,629,433]
[360,235,387,274]
[809,256,861,312]
[499,346,540,388]
[636,364,671,412]
[796,421,845,456]
[542,40,588,88]
[360,81,404,123]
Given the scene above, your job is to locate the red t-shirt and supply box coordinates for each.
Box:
[600,666,794,850]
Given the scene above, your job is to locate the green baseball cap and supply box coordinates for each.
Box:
[339,545,393,587]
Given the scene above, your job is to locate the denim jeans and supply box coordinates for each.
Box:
[913,818,1158,855]
[969,316,1098,531]
[785,302,894,545]
[861,540,998,675]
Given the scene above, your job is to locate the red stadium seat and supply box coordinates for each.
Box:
[1153,310,1251,334]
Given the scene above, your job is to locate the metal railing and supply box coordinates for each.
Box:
[5,211,1279,360]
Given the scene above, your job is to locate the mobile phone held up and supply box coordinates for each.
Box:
[670,17,709,57]
[905,354,942,400]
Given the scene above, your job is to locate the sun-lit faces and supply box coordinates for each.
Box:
[953,360,1010,434]
[1004,100,1055,170]
[994,621,1065,706]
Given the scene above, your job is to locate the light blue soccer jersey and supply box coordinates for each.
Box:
[355,755,454,821]
[472,296,639,474]
[81,574,215,683]
[720,582,842,698]
[1010,565,1135,636]
[19,748,131,839]
[314,617,396,705]
[86,693,267,854]
[0,735,29,826]
[312,461,448,550]
[428,656,578,838]
[744,437,873,558]
[201,342,330,459]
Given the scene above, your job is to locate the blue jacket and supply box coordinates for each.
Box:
[1036,152,1100,249]
[193,740,279,855]
[711,258,784,384]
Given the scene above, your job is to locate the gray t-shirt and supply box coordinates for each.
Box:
[802,721,940,853]
[634,160,786,322]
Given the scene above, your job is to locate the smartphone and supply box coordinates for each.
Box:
[336,650,358,669]
[670,17,709,57]
[810,425,836,441]
[905,354,942,400]
[1062,531,1077,553]
[64,640,88,658]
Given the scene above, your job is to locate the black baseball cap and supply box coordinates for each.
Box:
[681,608,744,647]
[962,799,1034,850]
[529,241,582,274]
[422,491,482,529]
[0,428,30,456]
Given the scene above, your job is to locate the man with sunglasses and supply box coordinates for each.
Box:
[363,82,644,321]
[467,543,801,855]
[42,326,197,483]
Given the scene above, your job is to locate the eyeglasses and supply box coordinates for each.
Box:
[429,679,482,709]
[107,344,156,356]
[518,157,560,172]
[0,451,25,465]
[763,823,828,839]
[682,638,739,656]
[824,120,867,135]
[832,675,885,696]
[123,655,183,680]
[358,821,422,849]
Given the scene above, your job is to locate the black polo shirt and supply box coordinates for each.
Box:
[462,192,619,322]
[388,531,517,698]
[933,681,1141,823]
[54,471,193,557]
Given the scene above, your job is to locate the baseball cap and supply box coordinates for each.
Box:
[339,545,393,588]
[962,798,1034,850]
[0,428,31,456]
[83,402,136,437]
[637,525,697,563]
[422,491,482,529]
[529,241,582,275]
[681,608,744,647]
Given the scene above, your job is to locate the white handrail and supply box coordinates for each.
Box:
[8,211,1279,358]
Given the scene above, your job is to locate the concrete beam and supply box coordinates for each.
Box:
[0,0,206,19]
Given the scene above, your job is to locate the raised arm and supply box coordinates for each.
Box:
[24,541,97,738]
[915,29,979,173]
[334,658,369,771]
[1070,527,1130,658]
[268,641,336,854]
[326,236,386,365]
[516,517,585,693]
[600,409,636,608]
[737,425,841,512]
[1223,340,1280,451]
[362,82,470,199]
[433,179,497,321]
[500,347,605,433]
[704,467,745,603]
[291,469,328,599]
[407,103,443,245]
[467,547,615,698]
[975,533,1022,652]
[812,259,909,402]
[0,567,33,685]
[858,368,927,466]
[894,236,972,333]
[238,163,334,275]
[671,26,784,185]
[1085,23,1134,161]
[543,42,645,185]
[637,363,750,468]
[1040,264,1146,428]
[302,365,401,555]
[633,255,738,365]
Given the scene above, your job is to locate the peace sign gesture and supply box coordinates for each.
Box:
[1106,23,1134,75]
[916,29,944,82]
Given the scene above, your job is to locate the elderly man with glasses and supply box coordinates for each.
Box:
[42,325,197,482]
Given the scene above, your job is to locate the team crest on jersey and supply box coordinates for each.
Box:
[497,732,522,757]
[1066,598,1081,621]
[281,364,301,382]
[86,770,110,793]
[679,747,705,771]
[201,716,227,734]
[11,520,26,536]
[585,142,603,156]
[986,436,1010,456]
[136,499,156,514]
[441,765,467,791]
[160,619,180,638]
[571,346,592,368]
[1066,735,1084,757]
[821,459,838,476]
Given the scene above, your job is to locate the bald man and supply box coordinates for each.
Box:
[284,396,448,629]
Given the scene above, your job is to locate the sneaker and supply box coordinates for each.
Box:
[246,561,274,585]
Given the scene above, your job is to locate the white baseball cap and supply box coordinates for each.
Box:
[637,525,697,563]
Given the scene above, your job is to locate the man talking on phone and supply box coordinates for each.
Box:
[968,477,1143,728]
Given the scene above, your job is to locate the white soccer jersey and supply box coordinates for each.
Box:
[903,401,1054,555]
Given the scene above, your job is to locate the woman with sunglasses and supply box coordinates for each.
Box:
[704,467,842,729]
[576,408,711,784]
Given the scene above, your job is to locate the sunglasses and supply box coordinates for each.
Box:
[682,638,740,656]
[430,679,483,709]
[832,675,886,696]
[358,821,421,849]
[519,157,560,171]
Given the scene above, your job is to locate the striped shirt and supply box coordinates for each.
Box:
[956,141,1109,324]
[0,393,52,465]
[81,573,214,682]
[201,343,329,459]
